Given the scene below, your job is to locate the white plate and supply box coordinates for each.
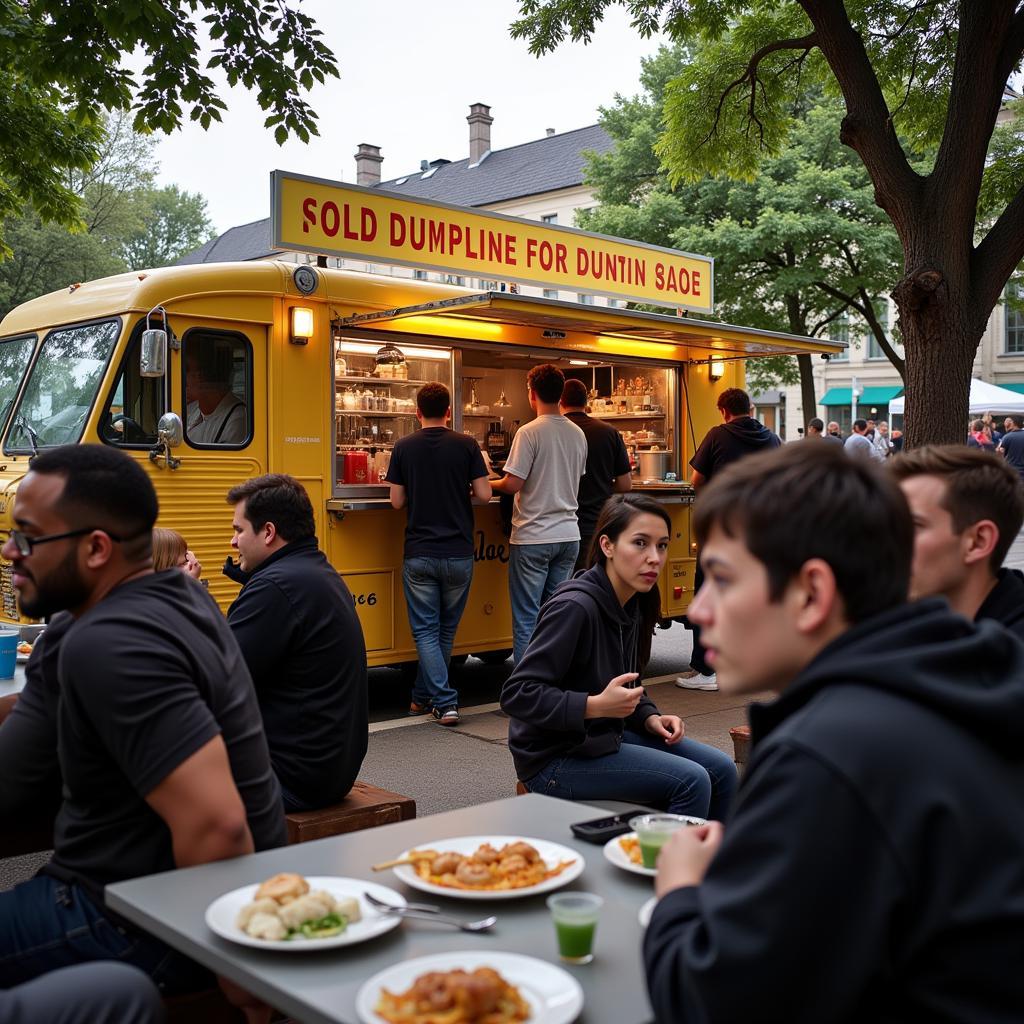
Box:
[205,876,406,951]
[639,896,657,929]
[356,950,584,1024]
[15,652,30,664]
[391,835,584,901]
[603,819,706,878]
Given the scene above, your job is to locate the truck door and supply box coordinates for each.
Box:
[98,319,268,610]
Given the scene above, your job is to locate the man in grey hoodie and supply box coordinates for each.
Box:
[680,387,781,691]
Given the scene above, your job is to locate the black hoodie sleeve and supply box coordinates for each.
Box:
[500,600,592,731]
[644,741,907,1023]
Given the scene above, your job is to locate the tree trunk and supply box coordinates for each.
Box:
[893,268,980,449]
[796,353,816,432]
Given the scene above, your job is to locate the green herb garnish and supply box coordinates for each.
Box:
[288,912,347,940]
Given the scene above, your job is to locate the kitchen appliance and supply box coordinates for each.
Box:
[638,449,673,481]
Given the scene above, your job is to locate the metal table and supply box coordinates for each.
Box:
[106,794,657,1024]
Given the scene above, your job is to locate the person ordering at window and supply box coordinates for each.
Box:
[500,493,737,817]
[185,338,247,444]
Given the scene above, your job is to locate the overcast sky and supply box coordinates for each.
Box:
[152,1,662,234]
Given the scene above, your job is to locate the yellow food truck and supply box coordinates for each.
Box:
[0,172,840,665]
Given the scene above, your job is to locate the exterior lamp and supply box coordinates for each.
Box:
[709,359,726,381]
[290,306,314,345]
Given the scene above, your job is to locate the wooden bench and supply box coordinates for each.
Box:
[515,781,528,796]
[285,780,416,844]
[730,725,751,766]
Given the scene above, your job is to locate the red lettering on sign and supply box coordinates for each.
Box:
[555,244,567,274]
[343,203,359,241]
[449,223,463,251]
[655,263,665,290]
[302,197,316,234]
[410,217,426,251]
[321,201,340,237]
[576,247,588,276]
[361,207,377,241]
[390,212,406,246]
[526,238,539,267]
[692,270,701,295]
[505,236,517,265]
[429,219,444,252]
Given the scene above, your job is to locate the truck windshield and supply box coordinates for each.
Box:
[6,320,120,452]
[0,335,36,433]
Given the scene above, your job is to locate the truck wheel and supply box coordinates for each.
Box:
[476,649,513,666]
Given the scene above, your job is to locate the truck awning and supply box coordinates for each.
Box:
[820,385,904,406]
[332,292,844,363]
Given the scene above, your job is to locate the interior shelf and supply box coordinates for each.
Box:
[336,376,430,387]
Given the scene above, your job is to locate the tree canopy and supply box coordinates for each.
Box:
[580,44,904,419]
[0,0,336,254]
[513,0,1024,446]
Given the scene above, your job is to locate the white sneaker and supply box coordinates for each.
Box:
[675,672,718,691]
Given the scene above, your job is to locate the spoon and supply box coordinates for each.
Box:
[364,892,497,933]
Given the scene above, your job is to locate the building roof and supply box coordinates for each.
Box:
[177,124,613,265]
[378,123,612,207]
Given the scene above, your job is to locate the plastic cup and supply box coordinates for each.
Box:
[630,814,694,869]
[0,629,17,680]
[547,892,603,964]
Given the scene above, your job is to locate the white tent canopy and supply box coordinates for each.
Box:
[888,378,1024,416]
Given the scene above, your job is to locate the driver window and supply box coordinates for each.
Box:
[100,322,166,446]
[183,331,252,448]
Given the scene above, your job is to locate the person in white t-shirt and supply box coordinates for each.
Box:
[491,364,587,663]
[185,341,247,445]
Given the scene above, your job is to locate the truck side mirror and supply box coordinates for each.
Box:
[140,328,167,378]
[157,412,183,448]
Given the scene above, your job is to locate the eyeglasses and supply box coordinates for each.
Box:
[4,527,124,557]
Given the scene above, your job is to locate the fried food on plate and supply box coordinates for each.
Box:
[236,874,361,941]
[255,872,308,904]
[619,836,642,865]
[375,966,530,1023]
[403,841,573,892]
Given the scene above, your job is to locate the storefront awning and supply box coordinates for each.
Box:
[333,292,844,363]
[820,385,903,406]
[999,383,1024,395]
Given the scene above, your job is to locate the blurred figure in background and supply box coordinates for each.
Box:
[151,527,201,579]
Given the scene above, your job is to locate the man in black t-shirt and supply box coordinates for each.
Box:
[0,445,285,996]
[386,383,491,724]
[227,473,369,811]
[681,387,781,691]
[560,378,633,571]
[998,415,1024,480]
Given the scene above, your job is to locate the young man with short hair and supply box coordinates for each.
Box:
[644,443,1024,1023]
[491,363,587,663]
[386,382,492,725]
[805,417,842,448]
[890,445,1024,637]
[0,445,285,992]
[681,386,781,691]
[227,473,368,810]
[559,377,632,572]
[998,414,1024,479]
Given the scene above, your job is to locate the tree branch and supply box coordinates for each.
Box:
[857,284,906,380]
[972,182,1024,317]
[798,1,922,231]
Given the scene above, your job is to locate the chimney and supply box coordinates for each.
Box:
[546,128,555,136]
[467,103,493,165]
[354,143,383,186]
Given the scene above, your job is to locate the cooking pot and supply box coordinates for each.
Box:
[638,449,673,480]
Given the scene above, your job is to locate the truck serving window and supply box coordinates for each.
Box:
[0,335,36,433]
[99,320,167,447]
[5,320,119,452]
[182,330,252,448]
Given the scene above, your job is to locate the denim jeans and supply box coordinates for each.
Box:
[0,875,212,995]
[402,555,474,710]
[509,541,580,663]
[523,728,738,820]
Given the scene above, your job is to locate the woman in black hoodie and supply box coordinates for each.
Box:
[501,494,737,818]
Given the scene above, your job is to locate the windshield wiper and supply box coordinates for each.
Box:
[15,413,41,457]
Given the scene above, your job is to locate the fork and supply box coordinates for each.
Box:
[363,891,441,915]
[363,891,497,933]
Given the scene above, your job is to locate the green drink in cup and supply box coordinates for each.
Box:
[547,892,603,964]
[630,814,694,869]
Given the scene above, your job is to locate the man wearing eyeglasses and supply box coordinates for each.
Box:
[0,445,286,996]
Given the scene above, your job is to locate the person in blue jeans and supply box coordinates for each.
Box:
[491,364,587,663]
[387,382,492,725]
[501,493,737,818]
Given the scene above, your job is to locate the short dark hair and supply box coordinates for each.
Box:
[1009,415,1024,429]
[227,473,315,543]
[889,445,1024,572]
[417,382,450,419]
[853,418,868,432]
[561,379,588,408]
[717,387,751,417]
[971,419,986,432]
[693,443,911,622]
[808,418,824,432]
[528,363,565,404]
[29,444,157,559]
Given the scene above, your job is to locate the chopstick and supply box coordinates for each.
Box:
[371,854,430,871]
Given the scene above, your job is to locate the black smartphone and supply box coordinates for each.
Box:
[570,809,653,844]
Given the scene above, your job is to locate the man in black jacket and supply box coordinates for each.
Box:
[681,386,781,690]
[645,443,1024,1024]
[890,445,1024,638]
[227,474,368,811]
